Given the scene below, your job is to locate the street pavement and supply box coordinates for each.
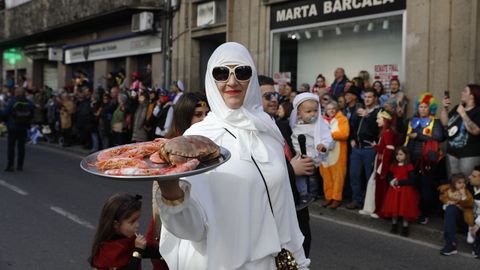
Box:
[0,140,479,269]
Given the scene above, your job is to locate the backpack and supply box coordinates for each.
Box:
[12,101,32,126]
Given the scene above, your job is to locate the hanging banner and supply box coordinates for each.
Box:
[271,0,406,29]
[374,64,399,89]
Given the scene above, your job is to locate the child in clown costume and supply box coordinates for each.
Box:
[405,92,445,224]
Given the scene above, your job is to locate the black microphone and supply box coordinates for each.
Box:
[298,134,307,157]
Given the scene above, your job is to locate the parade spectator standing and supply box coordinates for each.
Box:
[97,94,114,149]
[155,43,310,269]
[373,111,396,216]
[162,80,185,137]
[405,92,445,224]
[75,87,95,149]
[346,89,381,209]
[372,81,387,106]
[152,88,172,138]
[380,147,420,237]
[441,84,480,177]
[144,88,158,140]
[131,91,149,142]
[111,94,128,146]
[330,68,348,99]
[298,83,310,93]
[44,91,58,143]
[32,87,46,125]
[59,92,75,147]
[259,75,314,256]
[314,74,328,96]
[320,101,349,209]
[343,86,362,127]
[358,70,371,90]
[0,87,34,171]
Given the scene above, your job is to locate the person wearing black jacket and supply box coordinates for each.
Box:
[346,88,381,209]
[259,75,314,257]
[0,87,34,171]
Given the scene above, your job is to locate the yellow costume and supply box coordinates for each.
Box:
[320,111,350,202]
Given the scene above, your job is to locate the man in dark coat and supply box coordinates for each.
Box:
[0,87,34,171]
[258,75,314,257]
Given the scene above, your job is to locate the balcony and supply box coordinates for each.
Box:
[0,0,163,46]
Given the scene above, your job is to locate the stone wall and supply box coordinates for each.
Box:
[0,0,162,40]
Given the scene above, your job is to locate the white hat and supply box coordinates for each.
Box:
[176,80,185,91]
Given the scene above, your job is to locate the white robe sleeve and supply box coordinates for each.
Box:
[156,180,207,242]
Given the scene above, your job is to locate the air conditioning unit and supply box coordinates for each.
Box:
[48,48,63,61]
[131,12,154,32]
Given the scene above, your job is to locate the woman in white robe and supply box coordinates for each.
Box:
[155,42,310,270]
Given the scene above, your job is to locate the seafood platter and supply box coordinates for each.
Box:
[80,135,231,181]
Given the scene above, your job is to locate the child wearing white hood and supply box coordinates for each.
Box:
[290,93,333,206]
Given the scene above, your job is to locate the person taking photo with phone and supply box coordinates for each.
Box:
[440,84,480,178]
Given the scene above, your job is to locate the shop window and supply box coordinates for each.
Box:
[272,15,403,90]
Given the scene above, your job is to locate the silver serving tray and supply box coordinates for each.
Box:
[80,145,231,181]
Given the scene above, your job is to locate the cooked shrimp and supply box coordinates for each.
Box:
[95,158,149,170]
[97,146,136,161]
[104,159,200,176]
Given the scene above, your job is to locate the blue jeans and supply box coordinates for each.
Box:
[296,174,319,197]
[349,147,376,204]
[91,131,100,152]
[443,205,468,244]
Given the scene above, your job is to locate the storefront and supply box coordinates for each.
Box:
[64,33,161,89]
[270,0,406,90]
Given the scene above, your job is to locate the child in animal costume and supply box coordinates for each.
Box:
[319,101,349,209]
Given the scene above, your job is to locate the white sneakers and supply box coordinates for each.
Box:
[467,227,475,244]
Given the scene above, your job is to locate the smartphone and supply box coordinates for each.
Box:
[444,90,450,98]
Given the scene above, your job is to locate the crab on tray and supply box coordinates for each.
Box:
[80,135,231,181]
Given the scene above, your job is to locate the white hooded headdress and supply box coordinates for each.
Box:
[185,42,284,162]
[289,92,333,149]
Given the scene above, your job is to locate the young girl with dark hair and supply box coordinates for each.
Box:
[380,146,420,237]
[89,193,162,270]
[164,92,209,138]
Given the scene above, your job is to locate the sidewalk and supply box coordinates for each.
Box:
[34,140,473,253]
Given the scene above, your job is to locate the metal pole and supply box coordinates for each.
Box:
[163,0,172,89]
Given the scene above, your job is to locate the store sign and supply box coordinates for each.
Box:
[3,48,22,65]
[374,64,399,88]
[271,0,406,29]
[64,34,161,64]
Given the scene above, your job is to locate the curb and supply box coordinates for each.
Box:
[309,201,473,253]
[35,141,91,157]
